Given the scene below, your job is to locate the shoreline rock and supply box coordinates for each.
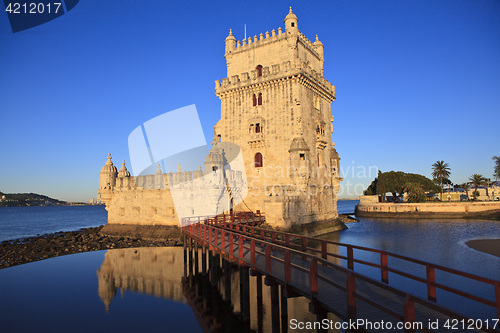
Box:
[0,225,183,270]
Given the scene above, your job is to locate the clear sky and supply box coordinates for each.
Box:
[1,0,499,202]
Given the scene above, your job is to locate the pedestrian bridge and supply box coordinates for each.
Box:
[181,213,500,332]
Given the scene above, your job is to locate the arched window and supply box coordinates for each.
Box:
[258,93,262,105]
[256,65,263,77]
[254,153,263,168]
[253,94,257,107]
[255,123,261,133]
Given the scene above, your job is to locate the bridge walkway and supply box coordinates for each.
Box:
[181,218,500,333]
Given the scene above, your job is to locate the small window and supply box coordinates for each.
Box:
[254,153,263,168]
[256,65,263,77]
[291,22,295,27]
[217,134,221,142]
[253,94,257,107]
[212,166,217,173]
[300,153,305,160]
[258,93,262,105]
[255,123,261,133]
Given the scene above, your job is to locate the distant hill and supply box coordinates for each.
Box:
[0,192,68,207]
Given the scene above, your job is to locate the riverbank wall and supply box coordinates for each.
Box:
[355,196,500,219]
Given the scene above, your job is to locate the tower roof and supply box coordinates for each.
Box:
[313,35,323,47]
[225,29,236,42]
[284,7,298,22]
[289,137,310,151]
[118,160,130,178]
[101,153,118,174]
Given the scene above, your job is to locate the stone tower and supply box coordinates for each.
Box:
[98,153,118,203]
[214,8,342,228]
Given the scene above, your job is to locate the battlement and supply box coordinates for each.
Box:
[215,60,335,100]
[113,168,243,191]
[226,27,322,59]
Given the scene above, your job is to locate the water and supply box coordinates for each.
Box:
[0,248,204,333]
[0,206,107,242]
[0,200,499,331]
[336,199,359,214]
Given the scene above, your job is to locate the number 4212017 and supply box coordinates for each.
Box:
[5,2,62,14]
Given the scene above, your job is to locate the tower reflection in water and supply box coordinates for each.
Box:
[96,242,342,333]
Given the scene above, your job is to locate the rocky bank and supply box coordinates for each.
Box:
[0,225,183,269]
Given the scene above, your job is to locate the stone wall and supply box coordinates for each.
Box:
[355,199,500,219]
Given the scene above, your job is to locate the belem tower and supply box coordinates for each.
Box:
[98,8,342,229]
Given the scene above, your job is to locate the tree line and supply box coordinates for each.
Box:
[364,155,499,203]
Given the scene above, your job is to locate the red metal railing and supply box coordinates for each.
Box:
[207,219,500,321]
[182,222,500,333]
[180,211,265,227]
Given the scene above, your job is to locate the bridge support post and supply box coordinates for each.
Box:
[280,285,288,333]
[223,258,231,302]
[188,238,193,276]
[202,245,207,276]
[183,234,187,278]
[269,279,281,333]
[309,299,328,333]
[194,242,199,274]
[210,251,219,287]
[208,249,213,282]
[256,274,264,333]
[239,266,250,324]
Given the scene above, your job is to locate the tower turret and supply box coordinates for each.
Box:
[313,35,324,60]
[98,153,118,205]
[118,160,131,178]
[225,29,237,55]
[284,7,298,35]
[100,154,118,188]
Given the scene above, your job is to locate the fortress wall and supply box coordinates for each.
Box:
[355,199,500,219]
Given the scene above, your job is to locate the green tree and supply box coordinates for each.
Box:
[377,171,405,201]
[404,182,426,203]
[364,171,439,202]
[431,161,451,201]
[468,174,487,200]
[493,156,500,180]
[364,171,380,195]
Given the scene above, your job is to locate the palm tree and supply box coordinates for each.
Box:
[468,174,487,200]
[431,161,451,201]
[461,182,469,200]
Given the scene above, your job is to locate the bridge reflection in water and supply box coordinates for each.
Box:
[96,246,341,332]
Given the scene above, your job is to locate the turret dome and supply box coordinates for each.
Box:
[101,153,118,174]
[225,29,236,42]
[118,160,130,178]
[284,7,298,22]
[313,35,323,47]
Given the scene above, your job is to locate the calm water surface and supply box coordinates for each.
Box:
[0,206,107,242]
[0,200,499,331]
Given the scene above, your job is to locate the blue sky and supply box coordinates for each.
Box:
[1,0,499,202]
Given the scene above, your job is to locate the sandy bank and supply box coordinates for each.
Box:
[466,239,500,258]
